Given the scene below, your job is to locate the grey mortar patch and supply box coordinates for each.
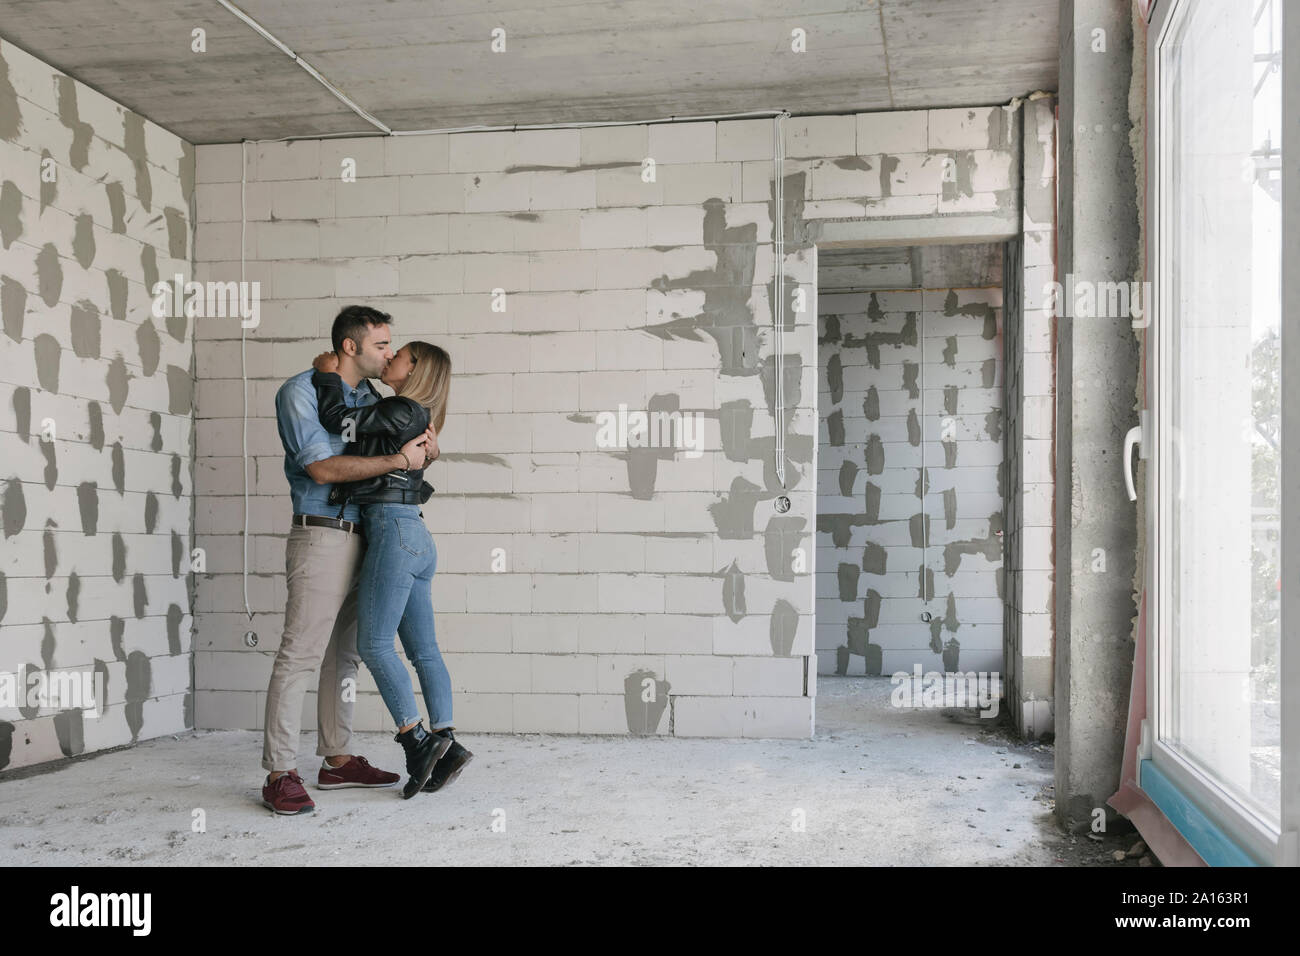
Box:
[943,386,958,415]
[124,650,151,740]
[508,212,538,221]
[640,198,760,378]
[763,514,806,581]
[864,434,884,475]
[0,571,5,624]
[943,335,957,367]
[943,511,1003,574]
[106,182,126,233]
[40,440,56,489]
[171,454,182,497]
[826,409,844,446]
[818,512,870,548]
[984,409,1003,441]
[878,154,900,197]
[863,385,880,421]
[106,269,128,321]
[906,408,921,446]
[0,180,22,248]
[40,150,56,212]
[862,589,882,628]
[70,301,100,357]
[837,562,858,601]
[623,392,681,499]
[180,142,195,203]
[110,616,125,661]
[13,386,29,440]
[770,600,798,656]
[819,313,841,344]
[981,358,996,388]
[164,207,187,258]
[111,442,124,493]
[862,540,887,575]
[136,319,160,375]
[843,312,917,368]
[132,573,147,618]
[149,413,163,451]
[567,412,594,423]
[123,113,151,211]
[943,488,957,529]
[917,561,935,601]
[0,44,21,141]
[908,512,930,549]
[863,482,881,524]
[77,482,98,534]
[944,442,958,468]
[832,155,872,171]
[55,708,85,757]
[183,691,193,730]
[41,618,55,668]
[718,399,755,461]
[721,559,745,622]
[171,531,184,576]
[826,353,843,403]
[143,492,159,533]
[72,213,95,268]
[87,402,104,449]
[141,244,158,293]
[938,150,975,201]
[867,293,885,321]
[34,333,61,391]
[902,361,919,398]
[66,572,80,622]
[914,466,929,499]
[57,77,93,171]
[112,532,126,581]
[623,668,669,734]
[36,243,62,306]
[106,354,131,413]
[942,640,961,672]
[709,475,761,539]
[166,364,192,415]
[167,604,184,655]
[1,275,25,340]
[43,519,57,577]
[838,459,857,496]
[930,619,944,653]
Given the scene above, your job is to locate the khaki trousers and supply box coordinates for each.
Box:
[261,524,364,772]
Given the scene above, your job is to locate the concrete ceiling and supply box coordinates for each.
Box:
[0,0,1058,145]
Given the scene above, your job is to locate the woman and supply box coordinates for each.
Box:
[311,341,471,798]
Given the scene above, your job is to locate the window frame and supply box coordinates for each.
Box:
[1144,0,1298,867]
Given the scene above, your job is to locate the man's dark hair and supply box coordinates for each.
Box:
[331,305,392,355]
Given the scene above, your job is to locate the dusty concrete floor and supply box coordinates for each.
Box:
[1,677,1081,866]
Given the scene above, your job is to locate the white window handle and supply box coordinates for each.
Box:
[1123,426,1141,501]
[1123,410,1149,502]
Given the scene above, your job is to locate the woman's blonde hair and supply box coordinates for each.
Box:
[397,341,451,433]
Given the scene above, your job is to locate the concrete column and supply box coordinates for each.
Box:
[1054,0,1142,826]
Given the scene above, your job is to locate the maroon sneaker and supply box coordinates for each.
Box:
[317,755,400,790]
[262,771,316,815]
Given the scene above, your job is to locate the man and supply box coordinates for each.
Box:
[261,305,435,814]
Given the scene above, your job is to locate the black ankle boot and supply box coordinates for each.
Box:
[394,721,451,799]
[423,728,474,792]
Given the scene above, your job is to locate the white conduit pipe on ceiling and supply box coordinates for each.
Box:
[218,0,792,607]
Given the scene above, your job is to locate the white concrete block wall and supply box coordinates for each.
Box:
[1003,94,1056,738]
[0,39,195,770]
[817,286,1005,678]
[191,104,1017,740]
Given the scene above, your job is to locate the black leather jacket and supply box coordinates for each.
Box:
[312,370,435,509]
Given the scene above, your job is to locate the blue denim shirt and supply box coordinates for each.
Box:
[275,369,381,521]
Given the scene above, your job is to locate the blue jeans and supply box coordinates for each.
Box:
[356,503,453,731]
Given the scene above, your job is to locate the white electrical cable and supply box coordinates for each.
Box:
[239,139,253,622]
[773,112,789,489]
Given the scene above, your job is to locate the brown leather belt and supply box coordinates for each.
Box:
[292,514,363,535]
